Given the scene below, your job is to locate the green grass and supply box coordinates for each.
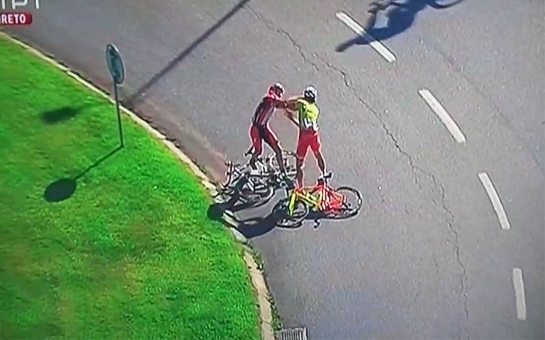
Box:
[0,36,260,340]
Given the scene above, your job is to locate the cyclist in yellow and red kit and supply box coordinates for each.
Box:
[284,86,327,187]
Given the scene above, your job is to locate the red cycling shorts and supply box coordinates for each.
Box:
[296,129,321,159]
[250,124,279,155]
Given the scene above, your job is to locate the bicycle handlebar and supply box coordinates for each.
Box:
[320,171,333,180]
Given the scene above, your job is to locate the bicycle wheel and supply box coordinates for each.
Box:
[430,0,466,9]
[221,161,247,190]
[326,186,362,219]
[272,197,309,228]
[222,158,269,190]
[267,151,298,175]
[232,176,275,207]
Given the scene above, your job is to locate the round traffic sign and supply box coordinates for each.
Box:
[105,44,125,85]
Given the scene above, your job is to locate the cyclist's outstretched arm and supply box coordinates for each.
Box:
[283,109,300,128]
[285,95,303,111]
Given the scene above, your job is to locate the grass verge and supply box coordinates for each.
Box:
[0,36,260,339]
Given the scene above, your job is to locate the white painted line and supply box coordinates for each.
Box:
[512,268,527,320]
[418,89,467,144]
[335,11,396,63]
[478,172,511,230]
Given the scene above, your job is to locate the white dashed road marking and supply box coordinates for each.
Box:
[335,12,396,63]
[418,89,467,144]
[478,172,511,230]
[512,268,527,320]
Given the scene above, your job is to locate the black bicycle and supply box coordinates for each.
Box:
[219,148,298,207]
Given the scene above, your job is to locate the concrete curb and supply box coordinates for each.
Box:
[0,32,275,340]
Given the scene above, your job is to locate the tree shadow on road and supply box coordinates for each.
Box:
[336,0,466,52]
[43,145,123,202]
[123,0,250,108]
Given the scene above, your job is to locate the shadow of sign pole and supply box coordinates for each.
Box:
[105,43,125,147]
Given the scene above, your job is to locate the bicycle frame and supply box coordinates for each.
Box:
[224,148,298,191]
[223,158,268,188]
[287,180,345,215]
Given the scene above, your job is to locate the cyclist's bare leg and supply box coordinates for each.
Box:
[271,144,287,173]
[295,158,304,187]
[250,148,261,169]
[249,127,262,169]
[314,150,326,175]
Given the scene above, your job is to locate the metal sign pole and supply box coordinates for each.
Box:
[105,44,126,147]
[113,84,124,147]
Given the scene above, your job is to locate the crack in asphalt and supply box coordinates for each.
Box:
[324,59,472,338]
[318,60,471,336]
[245,5,320,72]
[276,29,321,72]
[246,6,471,336]
[318,58,424,188]
[432,168,471,340]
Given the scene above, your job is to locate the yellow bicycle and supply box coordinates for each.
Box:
[273,172,362,227]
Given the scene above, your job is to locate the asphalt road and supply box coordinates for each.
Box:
[4,0,544,338]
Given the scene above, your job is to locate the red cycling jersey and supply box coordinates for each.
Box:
[250,95,281,155]
[252,95,278,126]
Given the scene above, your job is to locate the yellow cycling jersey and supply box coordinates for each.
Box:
[295,98,319,131]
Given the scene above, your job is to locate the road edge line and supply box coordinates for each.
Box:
[0,31,275,340]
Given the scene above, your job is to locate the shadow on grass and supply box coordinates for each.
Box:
[43,178,77,203]
[207,202,229,221]
[43,145,123,203]
[40,103,101,124]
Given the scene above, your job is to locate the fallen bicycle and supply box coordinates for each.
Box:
[272,171,362,227]
[218,149,298,207]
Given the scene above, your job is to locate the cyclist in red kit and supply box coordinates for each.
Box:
[249,83,288,174]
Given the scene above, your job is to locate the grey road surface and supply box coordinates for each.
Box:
[4,0,544,338]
